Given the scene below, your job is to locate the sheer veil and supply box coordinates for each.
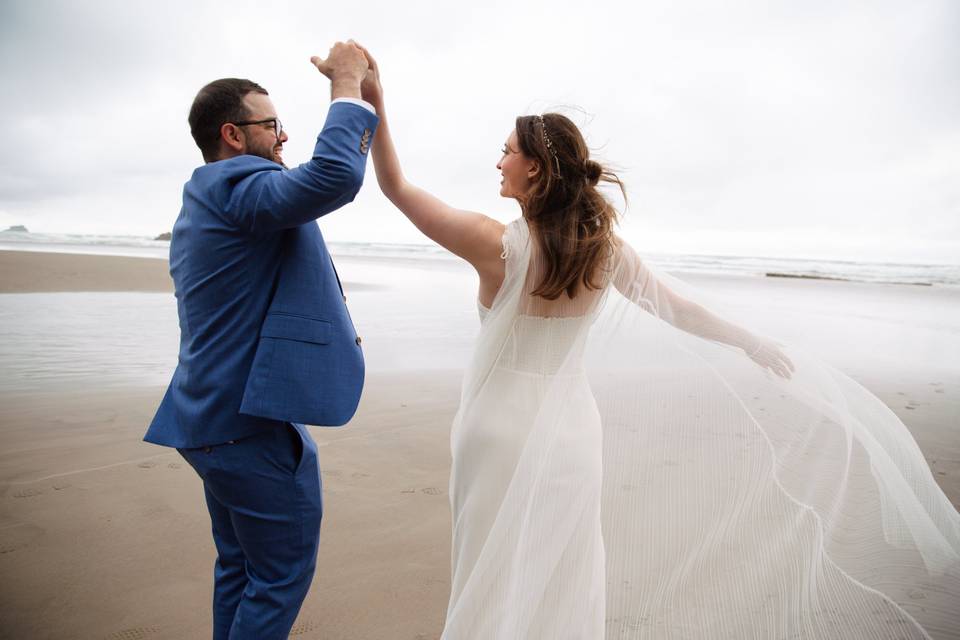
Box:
[447,217,959,638]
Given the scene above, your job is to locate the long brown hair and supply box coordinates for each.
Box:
[514,113,626,300]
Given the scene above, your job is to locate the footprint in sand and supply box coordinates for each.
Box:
[102,628,159,640]
[138,461,158,469]
[12,488,42,499]
[324,469,343,478]
[289,619,320,636]
[421,487,443,496]
[351,472,371,479]
[0,523,42,554]
[401,488,416,494]
[52,482,71,491]
[167,463,181,469]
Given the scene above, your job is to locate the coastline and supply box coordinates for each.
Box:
[0,250,174,293]
[2,243,958,290]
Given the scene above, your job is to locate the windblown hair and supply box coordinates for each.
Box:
[514,113,626,300]
[188,78,268,163]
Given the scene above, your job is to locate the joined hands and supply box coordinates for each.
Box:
[309,40,383,108]
[310,40,368,100]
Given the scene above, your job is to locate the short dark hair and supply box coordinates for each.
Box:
[188,78,268,162]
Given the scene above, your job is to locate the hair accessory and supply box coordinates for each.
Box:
[535,115,562,175]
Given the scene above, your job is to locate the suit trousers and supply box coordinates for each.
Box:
[178,422,322,640]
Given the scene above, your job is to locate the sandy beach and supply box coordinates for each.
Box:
[0,251,174,293]
[0,250,957,640]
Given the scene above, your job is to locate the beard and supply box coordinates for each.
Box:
[248,139,287,169]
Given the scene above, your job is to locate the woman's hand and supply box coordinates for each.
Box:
[355,43,384,109]
[746,339,795,379]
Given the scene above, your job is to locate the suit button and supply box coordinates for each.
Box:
[203,446,212,453]
[342,295,347,302]
[355,336,362,346]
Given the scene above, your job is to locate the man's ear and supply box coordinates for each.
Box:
[220,123,245,154]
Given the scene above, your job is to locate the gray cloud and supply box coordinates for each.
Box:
[0,0,957,262]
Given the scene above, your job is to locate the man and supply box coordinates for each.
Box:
[145,41,379,639]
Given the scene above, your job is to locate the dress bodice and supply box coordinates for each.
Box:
[479,301,587,375]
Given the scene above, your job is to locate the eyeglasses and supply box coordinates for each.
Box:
[233,117,283,140]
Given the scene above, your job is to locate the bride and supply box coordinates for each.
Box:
[358,49,960,638]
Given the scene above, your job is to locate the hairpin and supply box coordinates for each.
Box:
[535,115,562,175]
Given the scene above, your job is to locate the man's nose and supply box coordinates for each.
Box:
[279,130,289,143]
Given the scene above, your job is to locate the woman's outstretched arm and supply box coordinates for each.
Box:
[613,238,795,379]
[357,46,504,280]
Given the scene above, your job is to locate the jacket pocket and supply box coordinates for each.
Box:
[260,313,331,345]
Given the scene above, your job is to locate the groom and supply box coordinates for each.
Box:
[145,41,379,639]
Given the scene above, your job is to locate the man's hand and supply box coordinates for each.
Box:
[310,40,368,100]
[355,43,384,109]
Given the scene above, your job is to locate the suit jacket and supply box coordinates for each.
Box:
[145,101,379,449]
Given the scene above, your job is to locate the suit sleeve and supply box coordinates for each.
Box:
[228,101,380,233]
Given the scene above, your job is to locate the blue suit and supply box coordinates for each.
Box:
[146,101,379,639]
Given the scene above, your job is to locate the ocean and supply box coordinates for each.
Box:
[1,228,958,394]
[1,229,958,287]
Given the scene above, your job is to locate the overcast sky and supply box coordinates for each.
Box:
[1,0,957,263]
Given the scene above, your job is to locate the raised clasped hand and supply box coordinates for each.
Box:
[310,39,368,85]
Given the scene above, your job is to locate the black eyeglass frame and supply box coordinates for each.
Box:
[232,117,283,139]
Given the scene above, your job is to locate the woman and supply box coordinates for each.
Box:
[359,50,960,639]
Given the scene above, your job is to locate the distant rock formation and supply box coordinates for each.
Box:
[765,272,847,282]
[154,232,172,241]
[3,225,28,233]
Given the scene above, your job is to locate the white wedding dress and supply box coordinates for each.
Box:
[441,218,960,639]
